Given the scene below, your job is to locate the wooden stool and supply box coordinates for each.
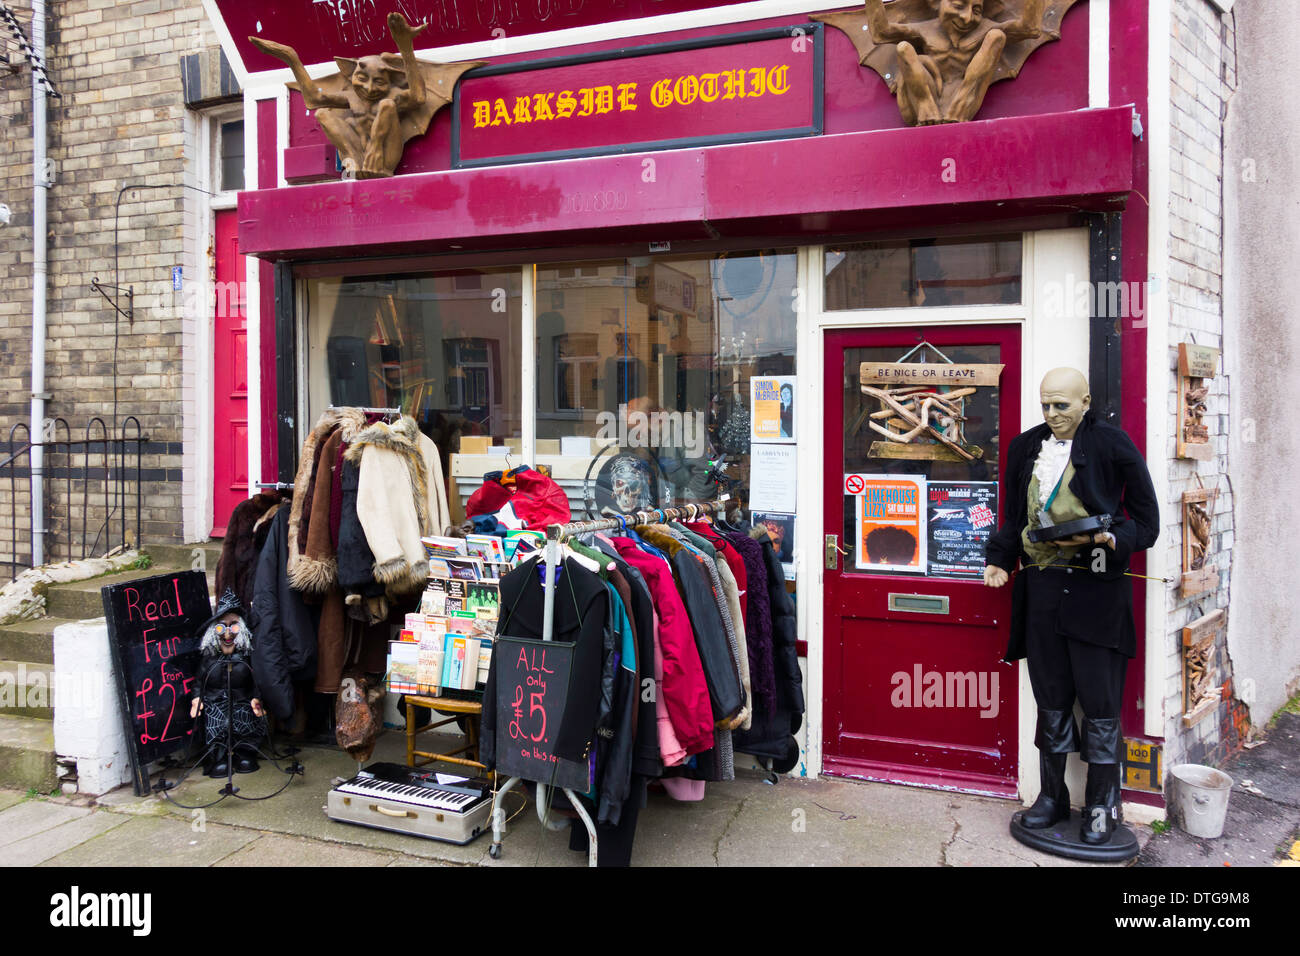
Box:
[404,695,486,772]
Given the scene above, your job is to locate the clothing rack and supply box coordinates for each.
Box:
[255,481,294,491]
[488,498,730,866]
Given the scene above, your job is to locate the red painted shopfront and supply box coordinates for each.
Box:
[212,0,1156,798]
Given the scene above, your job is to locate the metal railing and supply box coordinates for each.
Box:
[1,417,148,582]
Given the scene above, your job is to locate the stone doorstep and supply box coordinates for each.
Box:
[44,564,216,620]
[140,541,223,572]
[0,660,55,720]
[0,618,59,665]
[0,714,57,794]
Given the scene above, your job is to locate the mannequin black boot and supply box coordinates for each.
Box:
[1080,717,1123,845]
[1022,708,1078,828]
[207,748,232,778]
[235,745,260,774]
[1021,751,1071,828]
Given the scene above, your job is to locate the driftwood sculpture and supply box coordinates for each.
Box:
[812,0,1080,125]
[861,383,981,460]
[250,13,482,178]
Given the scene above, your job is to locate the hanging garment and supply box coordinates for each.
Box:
[216,491,285,612]
[718,530,777,716]
[594,537,665,777]
[481,556,612,767]
[287,407,367,595]
[729,526,805,772]
[336,457,388,623]
[610,537,714,756]
[249,507,321,721]
[670,522,751,732]
[345,415,451,597]
[635,526,744,728]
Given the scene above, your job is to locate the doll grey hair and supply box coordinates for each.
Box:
[200,615,252,655]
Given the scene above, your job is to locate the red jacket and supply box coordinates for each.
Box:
[611,538,714,756]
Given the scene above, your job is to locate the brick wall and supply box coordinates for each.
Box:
[1161,0,1240,770]
[0,0,221,563]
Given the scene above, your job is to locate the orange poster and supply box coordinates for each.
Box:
[851,474,927,573]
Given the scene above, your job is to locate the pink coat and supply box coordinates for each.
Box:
[611,538,714,756]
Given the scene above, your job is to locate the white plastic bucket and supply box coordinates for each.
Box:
[1168,764,1234,839]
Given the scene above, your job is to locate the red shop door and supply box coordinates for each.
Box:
[823,325,1021,796]
[211,209,248,537]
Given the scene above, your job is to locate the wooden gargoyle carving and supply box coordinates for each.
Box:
[812,0,1080,126]
[251,13,483,178]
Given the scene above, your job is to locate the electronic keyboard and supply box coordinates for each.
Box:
[326,762,493,845]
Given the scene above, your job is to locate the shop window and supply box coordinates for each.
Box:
[535,250,797,522]
[304,268,523,479]
[824,235,1022,310]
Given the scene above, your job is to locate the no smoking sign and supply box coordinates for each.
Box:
[844,474,866,495]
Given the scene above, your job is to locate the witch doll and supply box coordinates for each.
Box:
[191,589,268,777]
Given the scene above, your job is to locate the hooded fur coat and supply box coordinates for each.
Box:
[344,416,451,596]
[286,407,368,595]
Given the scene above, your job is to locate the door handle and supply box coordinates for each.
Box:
[825,534,848,570]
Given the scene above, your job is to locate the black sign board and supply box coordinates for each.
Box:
[101,571,212,795]
[493,637,591,791]
[926,481,999,578]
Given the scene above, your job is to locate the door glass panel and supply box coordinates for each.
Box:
[842,343,1002,579]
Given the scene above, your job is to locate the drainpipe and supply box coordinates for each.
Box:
[29,0,48,567]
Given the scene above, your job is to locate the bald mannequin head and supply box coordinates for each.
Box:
[1039,367,1090,440]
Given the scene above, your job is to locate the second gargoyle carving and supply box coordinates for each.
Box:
[812,0,1080,126]
[251,13,483,178]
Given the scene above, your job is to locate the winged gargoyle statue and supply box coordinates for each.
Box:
[812,0,1081,125]
[250,12,483,178]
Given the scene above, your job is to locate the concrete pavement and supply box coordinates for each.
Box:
[0,729,1139,867]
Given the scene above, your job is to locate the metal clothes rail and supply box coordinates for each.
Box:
[488,499,729,866]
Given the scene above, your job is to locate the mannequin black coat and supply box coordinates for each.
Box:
[985,411,1159,661]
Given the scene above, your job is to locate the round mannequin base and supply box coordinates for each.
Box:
[1009,809,1139,863]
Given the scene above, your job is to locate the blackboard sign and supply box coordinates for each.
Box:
[101,571,212,795]
[926,481,999,578]
[493,637,591,791]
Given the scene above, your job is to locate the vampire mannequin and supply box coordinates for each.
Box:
[984,368,1158,845]
[191,589,268,777]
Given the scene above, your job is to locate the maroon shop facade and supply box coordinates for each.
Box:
[202,0,1166,814]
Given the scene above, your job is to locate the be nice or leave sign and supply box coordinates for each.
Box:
[859,362,1005,387]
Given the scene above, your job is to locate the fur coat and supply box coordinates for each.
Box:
[216,491,285,611]
[286,407,367,595]
[344,415,451,596]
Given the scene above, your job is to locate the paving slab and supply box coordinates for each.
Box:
[0,789,27,813]
[1221,712,1299,808]
[213,833,403,867]
[133,733,497,865]
[1,810,128,866]
[1135,790,1300,867]
[944,792,1142,867]
[0,799,92,847]
[38,814,259,867]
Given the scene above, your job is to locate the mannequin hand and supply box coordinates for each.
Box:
[251,698,265,718]
[983,565,1009,588]
[190,698,202,718]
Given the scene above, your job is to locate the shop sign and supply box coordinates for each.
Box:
[101,571,212,796]
[453,25,823,167]
[493,636,592,790]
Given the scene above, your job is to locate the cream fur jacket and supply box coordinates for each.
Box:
[344,416,451,596]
